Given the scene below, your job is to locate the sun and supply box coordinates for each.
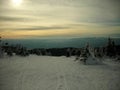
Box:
[12,0,23,7]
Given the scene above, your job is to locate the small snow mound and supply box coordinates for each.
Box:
[86,56,103,65]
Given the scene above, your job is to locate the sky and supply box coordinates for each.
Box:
[0,0,120,39]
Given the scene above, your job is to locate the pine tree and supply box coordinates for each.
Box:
[0,36,3,58]
[106,37,116,57]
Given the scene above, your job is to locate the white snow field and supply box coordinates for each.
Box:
[0,55,120,90]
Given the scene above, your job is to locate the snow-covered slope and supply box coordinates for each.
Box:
[0,55,120,90]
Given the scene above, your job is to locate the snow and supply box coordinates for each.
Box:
[0,55,120,90]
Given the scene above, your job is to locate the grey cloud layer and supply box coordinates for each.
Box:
[0,0,120,32]
[0,25,69,31]
[15,26,69,30]
[0,15,35,22]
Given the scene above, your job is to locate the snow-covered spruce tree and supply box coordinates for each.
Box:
[79,43,90,64]
[0,36,4,58]
[75,49,81,60]
[106,37,116,57]
[66,48,72,57]
[0,36,2,58]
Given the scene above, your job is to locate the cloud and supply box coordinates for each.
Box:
[0,0,120,38]
[14,26,69,30]
[1,0,120,24]
[0,25,70,31]
[0,15,35,22]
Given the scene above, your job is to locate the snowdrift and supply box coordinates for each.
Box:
[0,55,120,90]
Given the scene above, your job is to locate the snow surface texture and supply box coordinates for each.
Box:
[0,55,120,90]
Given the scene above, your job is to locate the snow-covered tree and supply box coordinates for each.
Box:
[0,36,4,58]
[106,37,116,57]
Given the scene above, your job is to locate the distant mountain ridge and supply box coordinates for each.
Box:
[2,37,120,49]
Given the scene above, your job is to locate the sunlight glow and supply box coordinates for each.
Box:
[12,0,22,7]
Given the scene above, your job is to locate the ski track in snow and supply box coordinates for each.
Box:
[56,59,70,90]
[0,55,120,90]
